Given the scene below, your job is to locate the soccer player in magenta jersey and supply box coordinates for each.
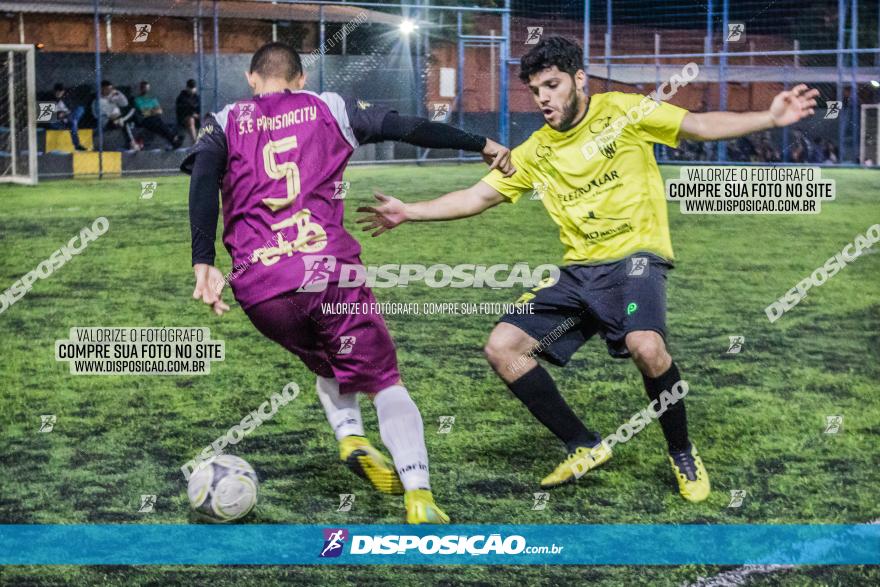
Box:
[181,42,514,523]
[358,37,818,502]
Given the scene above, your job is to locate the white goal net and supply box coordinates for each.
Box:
[0,45,37,185]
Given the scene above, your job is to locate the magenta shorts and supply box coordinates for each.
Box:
[243,283,401,394]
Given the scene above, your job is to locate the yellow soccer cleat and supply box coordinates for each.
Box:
[404,489,450,524]
[540,443,612,489]
[668,443,711,503]
[339,435,404,495]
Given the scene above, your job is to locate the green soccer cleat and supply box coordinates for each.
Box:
[404,489,450,524]
[668,443,711,503]
[339,435,404,495]
[540,442,613,489]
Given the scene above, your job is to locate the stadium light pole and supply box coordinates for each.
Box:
[197,0,205,122]
[93,0,103,178]
[500,0,510,148]
[718,0,729,163]
[850,0,858,164]
[456,11,464,162]
[604,0,611,93]
[837,0,845,163]
[319,6,325,93]
[705,0,713,67]
[583,0,590,99]
[213,0,219,114]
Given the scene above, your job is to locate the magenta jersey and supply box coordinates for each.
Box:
[215,91,358,309]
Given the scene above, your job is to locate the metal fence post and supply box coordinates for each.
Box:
[718,0,729,162]
[93,0,102,178]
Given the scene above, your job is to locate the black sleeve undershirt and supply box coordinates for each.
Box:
[378,112,487,152]
[188,146,224,266]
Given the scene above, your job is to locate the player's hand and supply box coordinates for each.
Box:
[769,84,819,127]
[355,192,407,237]
[192,263,230,316]
[482,138,515,177]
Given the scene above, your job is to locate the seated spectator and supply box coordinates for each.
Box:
[47,83,87,151]
[176,79,200,143]
[92,80,137,150]
[133,81,182,149]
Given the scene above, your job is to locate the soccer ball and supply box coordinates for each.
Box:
[187,454,259,522]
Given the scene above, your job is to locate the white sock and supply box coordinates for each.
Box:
[316,376,364,441]
[373,385,430,491]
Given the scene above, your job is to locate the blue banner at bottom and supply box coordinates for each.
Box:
[1,524,878,565]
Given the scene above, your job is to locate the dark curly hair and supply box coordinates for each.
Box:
[519,36,583,84]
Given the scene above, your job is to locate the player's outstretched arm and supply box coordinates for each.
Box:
[356,180,505,237]
[340,94,515,176]
[679,84,818,142]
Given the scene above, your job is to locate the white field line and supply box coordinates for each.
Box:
[684,518,880,587]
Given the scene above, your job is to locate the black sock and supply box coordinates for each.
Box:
[642,361,690,452]
[507,364,601,453]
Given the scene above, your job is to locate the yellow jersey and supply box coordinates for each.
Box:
[482,92,687,265]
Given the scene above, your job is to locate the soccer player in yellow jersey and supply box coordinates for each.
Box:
[357,37,818,502]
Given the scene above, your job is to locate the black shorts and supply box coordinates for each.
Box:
[499,253,672,365]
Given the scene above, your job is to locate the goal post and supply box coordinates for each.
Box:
[860,104,879,167]
[0,44,37,185]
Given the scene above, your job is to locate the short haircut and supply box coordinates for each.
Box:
[519,36,583,84]
[186,79,197,89]
[100,80,112,88]
[53,82,64,92]
[249,42,302,81]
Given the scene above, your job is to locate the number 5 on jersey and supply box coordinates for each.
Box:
[261,136,301,212]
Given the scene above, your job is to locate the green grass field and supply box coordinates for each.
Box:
[1,164,878,585]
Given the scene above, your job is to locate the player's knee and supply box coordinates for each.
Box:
[484,325,534,373]
[483,335,509,371]
[626,331,670,375]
